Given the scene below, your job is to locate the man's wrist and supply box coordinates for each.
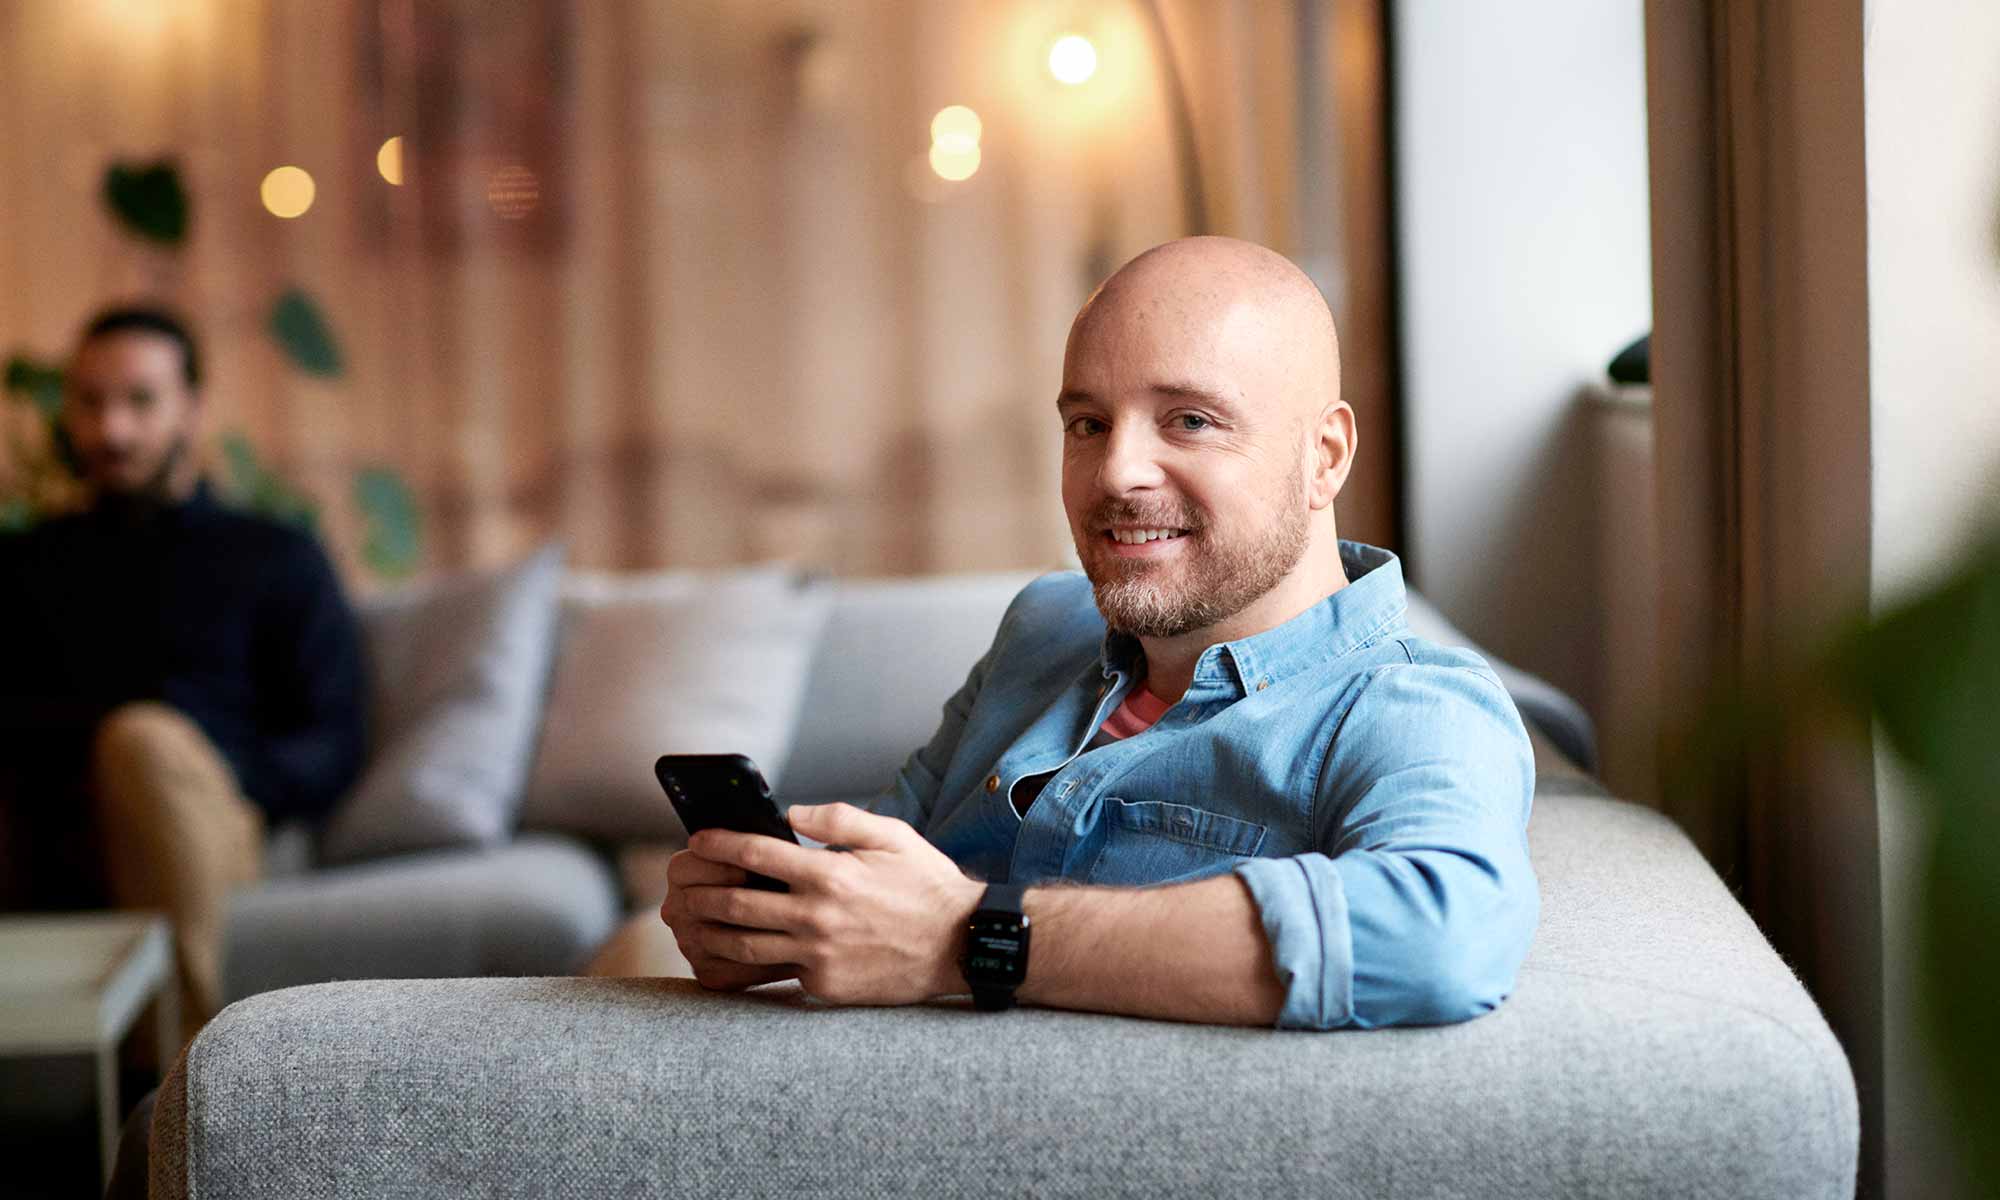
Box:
[933,875,986,999]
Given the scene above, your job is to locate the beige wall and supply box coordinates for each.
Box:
[1864,0,2000,1194]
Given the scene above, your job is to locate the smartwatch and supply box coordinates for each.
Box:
[960,882,1031,1011]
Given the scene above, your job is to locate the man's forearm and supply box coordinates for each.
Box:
[1012,874,1285,1026]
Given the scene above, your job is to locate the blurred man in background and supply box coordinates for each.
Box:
[0,306,366,1043]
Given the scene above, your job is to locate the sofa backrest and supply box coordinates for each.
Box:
[775,571,1042,805]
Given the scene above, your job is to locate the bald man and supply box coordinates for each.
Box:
[662,238,1538,1030]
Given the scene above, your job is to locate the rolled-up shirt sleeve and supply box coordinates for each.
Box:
[1234,663,1540,1030]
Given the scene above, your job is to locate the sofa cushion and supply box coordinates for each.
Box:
[220,831,619,1003]
[319,544,565,864]
[519,566,831,843]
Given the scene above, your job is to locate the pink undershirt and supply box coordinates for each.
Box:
[1096,684,1172,742]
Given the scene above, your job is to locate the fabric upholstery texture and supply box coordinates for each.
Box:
[158,786,1856,1199]
[520,566,830,842]
[219,832,619,1004]
[320,544,566,863]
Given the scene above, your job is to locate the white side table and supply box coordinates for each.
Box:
[0,912,177,1193]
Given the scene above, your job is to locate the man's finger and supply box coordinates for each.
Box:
[690,960,798,993]
[785,802,912,852]
[689,829,836,887]
[696,923,804,967]
[666,849,749,890]
[680,883,811,933]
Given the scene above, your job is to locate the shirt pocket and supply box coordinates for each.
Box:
[1083,797,1269,887]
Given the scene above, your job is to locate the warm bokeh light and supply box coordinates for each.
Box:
[929,104,983,151]
[928,140,981,182]
[259,166,315,218]
[1048,33,1098,85]
[486,164,541,219]
[87,0,171,38]
[376,136,404,186]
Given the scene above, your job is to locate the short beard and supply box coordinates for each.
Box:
[1081,459,1313,639]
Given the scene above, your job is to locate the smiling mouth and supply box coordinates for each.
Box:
[1105,527,1190,545]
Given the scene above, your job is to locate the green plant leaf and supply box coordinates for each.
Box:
[354,466,421,579]
[268,289,343,378]
[102,160,189,245]
[1845,533,2000,1197]
[4,354,65,418]
[1848,535,2000,797]
[1921,802,2000,1198]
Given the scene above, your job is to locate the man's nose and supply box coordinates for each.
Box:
[1095,422,1167,494]
[94,406,135,441]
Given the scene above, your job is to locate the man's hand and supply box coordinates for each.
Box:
[659,852,801,992]
[660,803,983,1005]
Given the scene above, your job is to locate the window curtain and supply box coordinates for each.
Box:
[1644,0,1881,1192]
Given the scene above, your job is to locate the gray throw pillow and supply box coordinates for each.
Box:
[518,567,831,844]
[319,544,566,864]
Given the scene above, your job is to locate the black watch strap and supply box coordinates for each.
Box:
[962,882,1031,1012]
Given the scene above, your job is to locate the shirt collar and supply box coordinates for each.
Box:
[1097,540,1409,694]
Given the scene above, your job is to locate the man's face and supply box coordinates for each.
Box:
[64,332,199,499]
[1058,297,1312,640]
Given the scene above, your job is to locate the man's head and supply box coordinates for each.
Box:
[1058,237,1355,642]
[64,306,204,501]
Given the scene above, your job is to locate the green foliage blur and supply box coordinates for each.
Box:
[1841,533,2000,1196]
[268,288,343,378]
[102,160,188,245]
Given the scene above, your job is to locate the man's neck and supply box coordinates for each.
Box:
[90,472,203,524]
[1135,544,1349,704]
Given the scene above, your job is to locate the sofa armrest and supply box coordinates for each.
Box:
[154,967,1854,1199]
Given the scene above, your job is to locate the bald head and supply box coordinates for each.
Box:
[1057,237,1358,652]
[1066,236,1341,430]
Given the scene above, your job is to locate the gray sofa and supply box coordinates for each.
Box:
[220,568,1597,1005]
[155,570,1855,1198]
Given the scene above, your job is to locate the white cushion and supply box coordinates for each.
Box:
[518,567,831,843]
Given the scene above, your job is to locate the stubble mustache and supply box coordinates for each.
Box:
[1084,498,1206,537]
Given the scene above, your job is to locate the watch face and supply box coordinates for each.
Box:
[964,914,1030,985]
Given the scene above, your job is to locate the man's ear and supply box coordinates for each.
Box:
[1307,400,1356,511]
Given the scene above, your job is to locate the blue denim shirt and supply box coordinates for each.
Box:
[872,542,1539,1031]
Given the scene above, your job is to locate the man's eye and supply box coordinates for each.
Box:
[1175,413,1210,432]
[1066,416,1107,437]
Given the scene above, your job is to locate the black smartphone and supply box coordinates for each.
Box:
[654,753,798,892]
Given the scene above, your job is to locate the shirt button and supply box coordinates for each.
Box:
[1257,678,1270,691]
[985,774,1001,794]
